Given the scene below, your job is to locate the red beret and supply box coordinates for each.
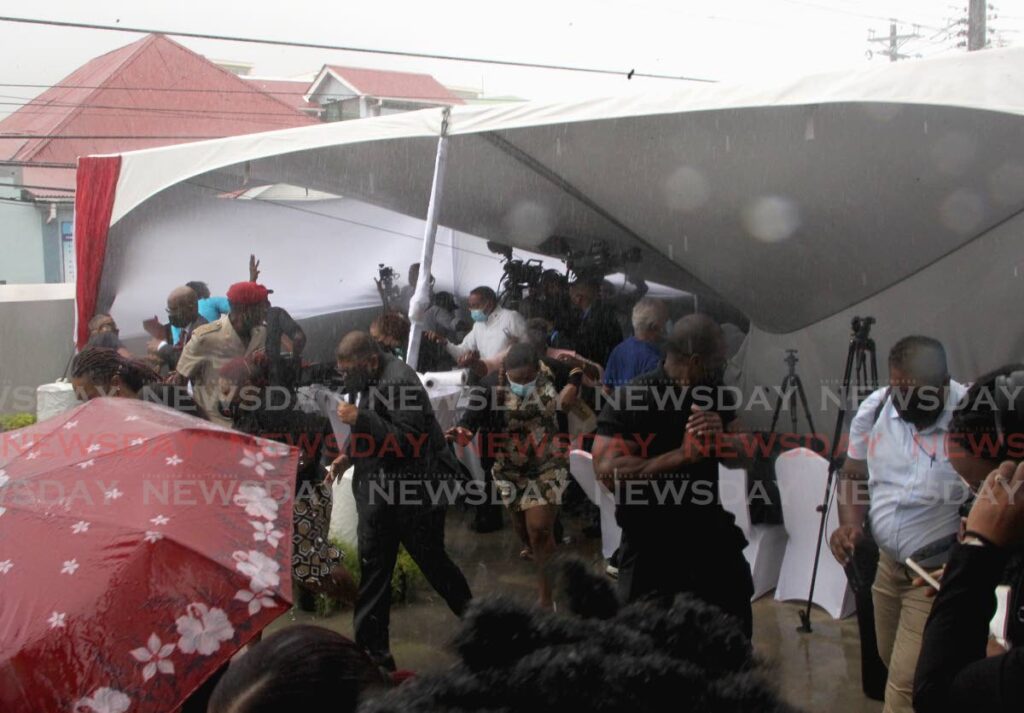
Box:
[226,282,272,307]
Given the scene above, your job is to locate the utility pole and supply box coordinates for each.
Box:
[867,21,920,62]
[968,0,988,50]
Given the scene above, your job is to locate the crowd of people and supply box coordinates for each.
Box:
[68,257,1024,712]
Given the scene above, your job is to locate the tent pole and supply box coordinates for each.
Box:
[406,107,451,372]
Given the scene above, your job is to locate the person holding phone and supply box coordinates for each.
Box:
[912,366,1024,713]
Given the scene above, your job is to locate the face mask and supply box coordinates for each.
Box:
[338,363,371,393]
[508,378,537,399]
[894,389,943,426]
[168,311,192,329]
[697,363,726,388]
[374,340,404,361]
[470,309,487,323]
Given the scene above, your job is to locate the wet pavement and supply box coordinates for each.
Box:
[267,505,881,713]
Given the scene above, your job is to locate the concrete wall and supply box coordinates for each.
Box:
[0,200,45,284]
[0,284,76,416]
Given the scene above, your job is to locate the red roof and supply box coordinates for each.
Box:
[321,65,463,104]
[0,34,317,198]
[241,78,318,114]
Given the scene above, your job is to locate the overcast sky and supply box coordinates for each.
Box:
[1,0,1023,118]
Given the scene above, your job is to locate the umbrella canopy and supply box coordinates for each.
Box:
[0,398,298,712]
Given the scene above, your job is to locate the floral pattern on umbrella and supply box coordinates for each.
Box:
[0,398,299,712]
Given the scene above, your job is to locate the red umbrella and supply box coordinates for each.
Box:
[0,398,298,712]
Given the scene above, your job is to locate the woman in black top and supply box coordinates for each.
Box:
[914,366,1024,713]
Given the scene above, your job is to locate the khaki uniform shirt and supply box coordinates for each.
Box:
[176,315,266,427]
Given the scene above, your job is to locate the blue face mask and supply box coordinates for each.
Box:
[508,378,537,399]
[470,309,487,323]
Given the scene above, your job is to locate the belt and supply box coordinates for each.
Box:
[907,533,958,569]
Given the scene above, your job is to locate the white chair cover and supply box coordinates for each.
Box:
[568,449,621,561]
[774,448,855,619]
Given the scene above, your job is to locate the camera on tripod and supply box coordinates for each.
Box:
[852,316,876,341]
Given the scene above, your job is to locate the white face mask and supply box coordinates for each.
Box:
[508,378,537,399]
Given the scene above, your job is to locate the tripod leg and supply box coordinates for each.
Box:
[799,342,857,633]
[768,375,790,435]
[793,375,817,435]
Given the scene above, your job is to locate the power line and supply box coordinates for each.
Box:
[778,0,945,31]
[0,160,77,168]
[0,81,461,100]
[0,133,229,140]
[0,97,317,119]
[0,106,314,128]
[0,15,716,83]
[1,182,73,192]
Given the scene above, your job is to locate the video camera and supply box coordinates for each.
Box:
[376,263,401,309]
[487,241,545,308]
[538,236,643,284]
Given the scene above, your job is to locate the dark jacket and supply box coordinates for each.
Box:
[568,300,623,367]
[914,542,1024,713]
[157,316,208,371]
[349,353,462,484]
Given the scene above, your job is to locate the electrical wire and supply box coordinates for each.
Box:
[0,15,716,83]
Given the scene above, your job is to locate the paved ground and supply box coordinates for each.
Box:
[267,504,882,713]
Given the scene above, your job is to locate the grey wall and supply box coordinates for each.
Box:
[0,296,75,416]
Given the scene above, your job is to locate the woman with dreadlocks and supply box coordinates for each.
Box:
[70,347,204,417]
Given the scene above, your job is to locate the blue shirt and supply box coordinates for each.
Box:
[172,296,231,344]
[847,382,970,564]
[603,336,662,387]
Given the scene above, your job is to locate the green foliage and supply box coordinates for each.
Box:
[313,538,425,617]
[0,413,36,431]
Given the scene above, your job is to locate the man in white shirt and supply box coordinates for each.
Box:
[427,286,525,370]
[830,335,969,713]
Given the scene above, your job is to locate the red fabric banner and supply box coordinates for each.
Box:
[74,156,122,348]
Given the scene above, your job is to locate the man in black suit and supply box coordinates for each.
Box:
[149,285,207,371]
[329,331,472,670]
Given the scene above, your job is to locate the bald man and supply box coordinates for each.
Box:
[149,286,207,372]
[330,331,472,670]
[592,314,755,636]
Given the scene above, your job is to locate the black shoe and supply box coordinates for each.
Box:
[295,586,318,613]
[471,505,504,533]
[369,652,397,673]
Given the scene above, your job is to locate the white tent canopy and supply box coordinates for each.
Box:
[85,46,1024,423]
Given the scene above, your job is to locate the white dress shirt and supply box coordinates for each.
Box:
[445,306,526,360]
[847,382,970,563]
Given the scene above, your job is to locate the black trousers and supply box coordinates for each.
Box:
[353,476,473,665]
[617,521,754,639]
